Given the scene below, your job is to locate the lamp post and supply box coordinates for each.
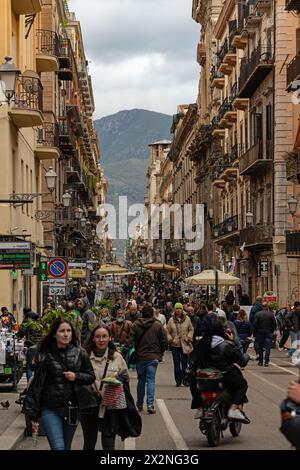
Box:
[62,192,72,208]
[0,57,20,104]
[45,167,57,256]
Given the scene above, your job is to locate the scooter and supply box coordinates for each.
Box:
[196,368,243,447]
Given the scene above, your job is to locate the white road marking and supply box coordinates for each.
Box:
[124,437,136,450]
[250,355,298,377]
[156,398,188,450]
[247,370,286,393]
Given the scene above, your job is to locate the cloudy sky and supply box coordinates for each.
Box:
[68,0,200,119]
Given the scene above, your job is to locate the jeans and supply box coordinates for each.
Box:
[136,359,159,408]
[26,346,36,382]
[170,347,188,386]
[289,331,300,356]
[41,407,77,450]
[256,333,272,364]
[279,329,290,349]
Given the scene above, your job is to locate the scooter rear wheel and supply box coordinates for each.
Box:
[206,418,221,447]
[229,421,242,437]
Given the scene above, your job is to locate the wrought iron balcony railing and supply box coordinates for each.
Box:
[287,50,300,90]
[37,122,59,148]
[15,75,43,111]
[36,29,60,56]
[213,215,238,239]
[239,45,273,97]
[240,224,274,246]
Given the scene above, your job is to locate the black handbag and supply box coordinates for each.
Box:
[77,358,109,414]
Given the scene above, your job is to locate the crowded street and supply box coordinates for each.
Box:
[0,347,293,450]
[2,0,300,456]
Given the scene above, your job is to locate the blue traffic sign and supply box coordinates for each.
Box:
[48,258,68,278]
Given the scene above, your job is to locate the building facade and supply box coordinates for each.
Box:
[191,0,300,304]
[0,0,107,317]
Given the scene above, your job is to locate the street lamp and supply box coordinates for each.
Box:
[288,196,298,215]
[80,217,86,228]
[0,57,20,104]
[45,167,57,193]
[62,192,72,208]
[75,207,83,220]
[246,211,254,226]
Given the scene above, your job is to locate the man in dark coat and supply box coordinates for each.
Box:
[125,305,167,414]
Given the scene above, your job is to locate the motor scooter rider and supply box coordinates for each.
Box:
[189,318,250,422]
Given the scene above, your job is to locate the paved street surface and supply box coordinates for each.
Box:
[7,346,294,451]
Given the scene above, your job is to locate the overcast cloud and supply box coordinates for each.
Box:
[68,0,200,118]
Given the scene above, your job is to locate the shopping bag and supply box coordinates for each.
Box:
[102,383,127,410]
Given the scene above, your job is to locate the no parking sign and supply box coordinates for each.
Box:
[48,257,68,278]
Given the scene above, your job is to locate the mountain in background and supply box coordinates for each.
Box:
[94,109,173,260]
[94,109,173,205]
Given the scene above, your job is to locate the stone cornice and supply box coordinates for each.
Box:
[213,0,236,40]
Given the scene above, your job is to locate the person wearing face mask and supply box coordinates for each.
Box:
[166,303,194,387]
[111,310,133,346]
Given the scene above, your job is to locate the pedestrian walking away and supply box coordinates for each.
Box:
[125,304,168,414]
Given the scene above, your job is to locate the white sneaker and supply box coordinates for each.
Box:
[194,408,203,419]
[227,408,245,421]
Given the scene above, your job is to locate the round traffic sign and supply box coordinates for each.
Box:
[48,258,68,278]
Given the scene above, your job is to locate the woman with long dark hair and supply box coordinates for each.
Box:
[80,324,130,450]
[23,318,96,450]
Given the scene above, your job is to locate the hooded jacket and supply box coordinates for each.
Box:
[125,317,168,362]
[208,336,249,371]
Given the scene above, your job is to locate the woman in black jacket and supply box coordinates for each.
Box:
[23,318,96,450]
[190,319,250,422]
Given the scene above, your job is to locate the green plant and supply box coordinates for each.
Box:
[97,299,115,311]
[268,302,279,313]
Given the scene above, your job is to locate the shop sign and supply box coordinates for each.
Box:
[68,268,86,278]
[0,242,32,269]
[258,259,269,277]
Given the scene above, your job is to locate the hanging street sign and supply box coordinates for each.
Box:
[48,258,68,278]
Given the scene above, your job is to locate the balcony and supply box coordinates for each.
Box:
[286,51,300,91]
[286,231,300,257]
[224,145,239,180]
[239,140,272,176]
[9,74,43,128]
[286,152,300,182]
[217,39,234,75]
[238,46,273,98]
[211,116,225,138]
[213,215,239,243]
[35,122,60,160]
[218,98,237,128]
[255,0,272,12]
[58,38,73,81]
[210,66,225,89]
[240,224,274,248]
[197,43,206,66]
[212,161,227,188]
[286,0,300,11]
[59,119,76,156]
[65,167,81,184]
[36,30,60,73]
[12,0,42,15]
